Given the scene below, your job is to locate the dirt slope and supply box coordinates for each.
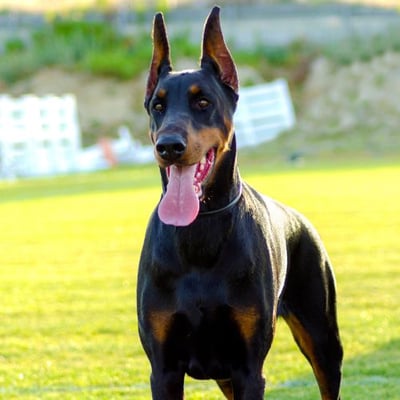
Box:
[280,52,400,155]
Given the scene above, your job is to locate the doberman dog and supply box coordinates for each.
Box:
[137,6,343,400]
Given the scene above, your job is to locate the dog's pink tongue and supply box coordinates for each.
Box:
[158,164,199,226]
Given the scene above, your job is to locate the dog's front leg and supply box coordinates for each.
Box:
[231,370,266,400]
[150,369,184,400]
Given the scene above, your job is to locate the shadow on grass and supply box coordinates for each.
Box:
[266,338,400,399]
[0,165,160,204]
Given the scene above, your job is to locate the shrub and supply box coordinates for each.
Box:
[0,18,150,83]
[4,37,26,54]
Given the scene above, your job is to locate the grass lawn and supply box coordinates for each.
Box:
[0,159,399,399]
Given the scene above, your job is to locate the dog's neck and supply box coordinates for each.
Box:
[199,134,242,215]
[199,182,243,217]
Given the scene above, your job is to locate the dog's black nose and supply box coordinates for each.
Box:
[156,135,186,162]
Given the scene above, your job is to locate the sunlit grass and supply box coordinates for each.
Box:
[0,160,399,399]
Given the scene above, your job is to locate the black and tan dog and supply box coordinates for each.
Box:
[137,7,343,399]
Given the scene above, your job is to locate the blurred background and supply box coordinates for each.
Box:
[1,2,399,399]
[0,0,399,175]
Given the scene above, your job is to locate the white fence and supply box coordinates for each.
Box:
[234,78,295,148]
[0,94,153,179]
[0,94,81,179]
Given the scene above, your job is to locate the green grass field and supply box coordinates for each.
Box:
[1,160,399,399]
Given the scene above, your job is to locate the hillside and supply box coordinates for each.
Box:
[3,51,400,158]
[276,52,400,157]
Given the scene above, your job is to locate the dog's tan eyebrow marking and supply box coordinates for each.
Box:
[156,88,167,98]
[189,84,201,95]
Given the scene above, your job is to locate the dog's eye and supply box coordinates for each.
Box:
[153,102,165,113]
[196,98,210,110]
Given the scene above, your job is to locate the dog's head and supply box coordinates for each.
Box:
[144,6,239,226]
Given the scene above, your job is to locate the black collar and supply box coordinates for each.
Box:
[199,182,243,217]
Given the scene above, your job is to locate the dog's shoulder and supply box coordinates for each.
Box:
[242,182,322,245]
[242,182,298,227]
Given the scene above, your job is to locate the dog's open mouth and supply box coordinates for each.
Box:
[168,148,215,197]
[158,148,215,226]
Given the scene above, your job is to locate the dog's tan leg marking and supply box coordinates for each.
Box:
[216,379,234,400]
[149,310,173,343]
[284,312,334,400]
[232,307,259,343]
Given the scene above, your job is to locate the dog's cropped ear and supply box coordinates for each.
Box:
[145,12,172,108]
[200,6,238,94]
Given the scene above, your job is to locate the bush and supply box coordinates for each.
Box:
[84,50,136,79]
[4,37,26,54]
[322,28,400,66]
[0,52,41,83]
[0,18,152,83]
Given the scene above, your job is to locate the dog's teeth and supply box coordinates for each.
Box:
[201,156,206,165]
[196,172,202,179]
[199,164,205,171]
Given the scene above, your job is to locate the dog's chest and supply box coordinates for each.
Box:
[150,218,275,297]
